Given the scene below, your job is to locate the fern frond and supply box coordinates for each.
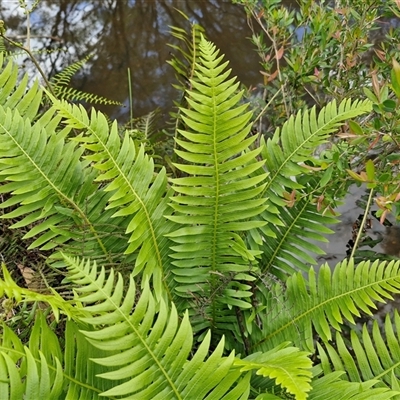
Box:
[50,98,173,300]
[0,102,125,263]
[254,192,338,279]
[317,310,400,393]
[262,99,372,199]
[63,254,251,399]
[167,13,205,94]
[167,35,268,324]
[51,55,121,105]
[308,370,399,400]
[0,53,41,119]
[257,99,372,277]
[251,259,400,353]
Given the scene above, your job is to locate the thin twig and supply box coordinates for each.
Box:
[350,188,374,259]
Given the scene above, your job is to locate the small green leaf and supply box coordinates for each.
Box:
[348,120,363,135]
[382,99,396,112]
[363,87,378,103]
[319,165,333,188]
[365,159,375,181]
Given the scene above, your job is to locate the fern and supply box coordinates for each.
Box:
[1,22,399,399]
[0,263,78,321]
[50,55,122,105]
[257,99,372,278]
[0,312,119,399]
[49,99,174,300]
[318,310,400,393]
[63,255,253,399]
[167,35,268,332]
[251,259,400,353]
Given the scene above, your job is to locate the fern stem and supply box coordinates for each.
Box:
[349,187,374,259]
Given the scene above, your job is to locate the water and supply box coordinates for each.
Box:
[0,0,262,123]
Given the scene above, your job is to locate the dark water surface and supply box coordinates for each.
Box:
[1,0,266,123]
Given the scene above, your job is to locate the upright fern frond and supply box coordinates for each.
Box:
[167,35,268,327]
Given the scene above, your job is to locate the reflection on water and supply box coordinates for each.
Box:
[0,0,263,122]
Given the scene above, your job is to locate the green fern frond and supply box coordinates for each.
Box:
[254,192,338,279]
[63,254,252,400]
[0,103,122,262]
[50,55,122,105]
[50,98,173,300]
[51,55,92,87]
[167,35,268,320]
[317,310,400,393]
[256,99,371,277]
[167,12,205,93]
[0,53,41,119]
[262,99,372,199]
[251,259,400,353]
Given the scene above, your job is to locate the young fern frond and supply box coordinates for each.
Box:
[0,263,79,321]
[51,55,122,105]
[167,35,268,323]
[50,99,174,300]
[251,259,400,353]
[318,310,400,393]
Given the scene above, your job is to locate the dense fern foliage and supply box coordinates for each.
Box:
[0,33,400,399]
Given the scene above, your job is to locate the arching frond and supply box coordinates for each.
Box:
[257,99,372,277]
[251,259,400,353]
[63,254,252,400]
[235,343,312,400]
[0,102,128,263]
[51,55,122,105]
[49,98,174,300]
[0,263,79,321]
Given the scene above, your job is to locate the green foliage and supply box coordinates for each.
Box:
[50,55,122,106]
[0,15,400,400]
[234,0,400,228]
